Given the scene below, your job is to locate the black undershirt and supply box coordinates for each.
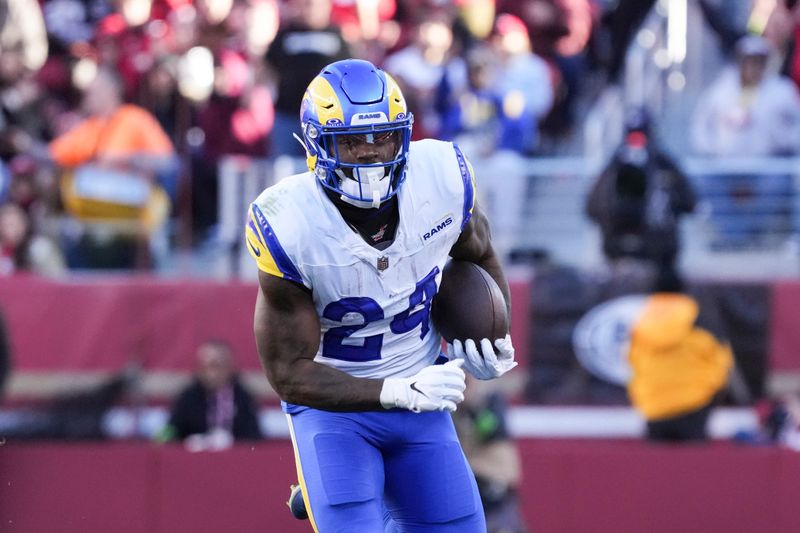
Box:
[323,189,399,250]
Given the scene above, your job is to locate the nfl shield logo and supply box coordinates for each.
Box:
[377,256,389,271]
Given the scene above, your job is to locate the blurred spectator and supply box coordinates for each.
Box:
[92,10,156,101]
[735,392,800,450]
[42,0,113,51]
[499,0,595,136]
[439,44,500,154]
[532,254,658,406]
[5,155,44,212]
[438,12,556,155]
[0,366,138,440]
[586,109,696,290]
[499,0,568,60]
[453,13,553,261]
[0,50,50,162]
[764,0,800,90]
[0,202,65,276]
[592,0,745,83]
[0,0,48,72]
[589,0,653,83]
[158,340,262,447]
[457,0,496,41]
[46,66,178,200]
[545,0,595,137]
[191,48,274,236]
[384,8,457,139]
[3,155,59,248]
[453,377,526,533]
[329,0,399,62]
[242,0,281,58]
[628,292,733,442]
[265,0,351,156]
[140,56,185,147]
[24,66,178,269]
[695,0,750,57]
[690,35,800,246]
[570,272,760,409]
[691,36,800,156]
[487,13,553,154]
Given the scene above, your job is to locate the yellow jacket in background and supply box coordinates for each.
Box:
[627,293,733,421]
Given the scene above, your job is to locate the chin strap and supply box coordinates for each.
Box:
[336,166,388,209]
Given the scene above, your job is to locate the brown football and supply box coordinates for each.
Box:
[431,260,509,344]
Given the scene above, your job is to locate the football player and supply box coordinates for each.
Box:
[246,59,516,532]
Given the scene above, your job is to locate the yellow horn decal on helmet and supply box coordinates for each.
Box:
[307,76,344,125]
[385,73,408,121]
[306,153,317,172]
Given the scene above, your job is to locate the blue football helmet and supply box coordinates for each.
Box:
[300,59,414,208]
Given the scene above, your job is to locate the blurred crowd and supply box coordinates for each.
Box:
[0,0,798,273]
[0,0,663,274]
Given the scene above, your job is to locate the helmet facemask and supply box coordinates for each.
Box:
[305,120,413,208]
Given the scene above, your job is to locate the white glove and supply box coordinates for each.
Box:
[380,359,466,413]
[448,334,517,380]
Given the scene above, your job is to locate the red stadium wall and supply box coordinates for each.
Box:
[769,280,800,371]
[6,276,800,381]
[0,276,531,373]
[1,440,798,533]
[0,277,261,372]
[5,276,800,404]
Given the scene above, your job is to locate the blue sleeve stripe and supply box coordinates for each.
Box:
[453,144,474,230]
[251,204,304,284]
[247,217,265,245]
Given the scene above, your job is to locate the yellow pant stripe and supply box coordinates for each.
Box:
[286,414,319,532]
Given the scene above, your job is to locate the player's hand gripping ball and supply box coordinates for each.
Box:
[432,261,517,380]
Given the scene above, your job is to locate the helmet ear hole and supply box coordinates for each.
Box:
[305,124,320,139]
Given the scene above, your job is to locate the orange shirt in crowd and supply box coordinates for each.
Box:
[627,293,733,421]
[49,104,174,168]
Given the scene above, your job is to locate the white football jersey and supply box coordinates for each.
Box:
[245,139,476,379]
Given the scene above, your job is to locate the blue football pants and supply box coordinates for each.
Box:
[286,407,486,533]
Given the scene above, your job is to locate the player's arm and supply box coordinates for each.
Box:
[254,271,465,412]
[449,200,510,315]
[254,270,382,410]
[447,200,517,379]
